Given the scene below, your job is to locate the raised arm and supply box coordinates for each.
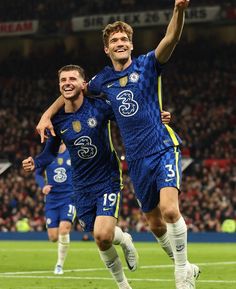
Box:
[155,0,189,64]
[36,95,64,143]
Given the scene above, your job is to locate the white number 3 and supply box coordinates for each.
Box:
[165,164,175,178]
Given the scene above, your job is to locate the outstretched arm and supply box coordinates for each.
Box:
[36,95,64,143]
[155,0,189,64]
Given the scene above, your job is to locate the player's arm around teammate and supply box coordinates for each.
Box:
[37,104,171,143]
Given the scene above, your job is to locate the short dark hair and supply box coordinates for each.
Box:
[58,64,86,80]
[103,21,133,47]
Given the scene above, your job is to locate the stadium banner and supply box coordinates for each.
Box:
[0,20,39,37]
[72,6,220,31]
[182,157,193,172]
[0,161,11,174]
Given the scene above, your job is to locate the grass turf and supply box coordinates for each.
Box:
[0,241,235,289]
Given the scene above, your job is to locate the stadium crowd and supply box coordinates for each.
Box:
[0,39,235,233]
[0,0,234,21]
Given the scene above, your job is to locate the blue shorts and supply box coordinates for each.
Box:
[128,146,182,213]
[75,186,121,232]
[45,199,76,228]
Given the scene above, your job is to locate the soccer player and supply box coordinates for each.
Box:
[36,1,201,288]
[23,65,138,289]
[23,142,75,275]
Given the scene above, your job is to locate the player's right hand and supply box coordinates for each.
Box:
[22,157,35,172]
[36,117,56,143]
[42,185,52,195]
[175,0,189,9]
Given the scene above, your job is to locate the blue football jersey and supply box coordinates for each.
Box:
[34,97,122,194]
[89,50,182,161]
[35,149,74,204]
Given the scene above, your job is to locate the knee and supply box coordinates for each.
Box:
[48,235,58,242]
[160,205,180,223]
[94,231,113,250]
[59,222,71,235]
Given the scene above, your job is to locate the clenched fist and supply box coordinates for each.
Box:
[175,0,190,9]
[22,156,35,172]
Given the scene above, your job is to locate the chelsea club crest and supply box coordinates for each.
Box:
[87,117,97,128]
[129,72,139,83]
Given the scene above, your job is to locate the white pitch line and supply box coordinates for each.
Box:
[0,275,236,284]
[1,261,236,275]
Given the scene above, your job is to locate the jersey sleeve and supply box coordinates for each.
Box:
[88,73,104,95]
[34,136,61,169]
[140,50,164,76]
[35,168,46,189]
[105,100,116,121]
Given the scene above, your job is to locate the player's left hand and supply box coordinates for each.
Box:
[161,110,171,124]
[36,117,55,143]
[175,0,189,9]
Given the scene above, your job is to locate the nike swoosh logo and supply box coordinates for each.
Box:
[107,83,114,88]
[103,208,111,211]
[165,178,174,182]
[60,128,68,134]
[176,244,185,252]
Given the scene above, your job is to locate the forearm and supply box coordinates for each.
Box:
[165,6,185,44]
[42,95,64,119]
[35,169,46,188]
[155,5,186,63]
[34,138,60,168]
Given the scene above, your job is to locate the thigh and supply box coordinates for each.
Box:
[128,154,161,213]
[45,207,60,228]
[97,190,121,219]
[158,146,182,191]
[59,201,76,224]
[76,189,121,232]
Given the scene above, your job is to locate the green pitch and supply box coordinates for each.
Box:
[0,241,235,289]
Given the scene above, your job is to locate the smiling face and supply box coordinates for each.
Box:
[59,70,86,100]
[103,21,133,70]
[104,31,133,65]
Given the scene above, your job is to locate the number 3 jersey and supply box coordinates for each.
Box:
[89,50,182,162]
[35,148,74,205]
[34,97,122,194]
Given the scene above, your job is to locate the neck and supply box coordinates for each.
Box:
[112,58,132,71]
[64,93,84,112]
